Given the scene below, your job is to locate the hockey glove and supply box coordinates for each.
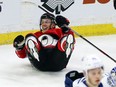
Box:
[56,15,70,27]
[13,35,25,50]
[61,25,71,33]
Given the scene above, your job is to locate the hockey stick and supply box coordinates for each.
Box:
[71,29,116,63]
[22,1,116,63]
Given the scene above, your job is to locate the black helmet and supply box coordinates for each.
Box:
[40,13,56,25]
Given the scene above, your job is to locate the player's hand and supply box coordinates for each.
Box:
[60,24,71,33]
[56,15,70,27]
[13,35,25,50]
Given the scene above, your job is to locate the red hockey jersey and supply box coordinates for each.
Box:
[15,27,74,59]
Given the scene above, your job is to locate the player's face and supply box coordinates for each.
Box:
[87,68,103,86]
[41,19,55,32]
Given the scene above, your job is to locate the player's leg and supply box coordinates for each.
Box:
[57,34,75,58]
[25,34,57,71]
[25,34,47,70]
[25,34,41,61]
[50,34,75,71]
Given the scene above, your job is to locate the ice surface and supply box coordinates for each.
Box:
[0,35,116,87]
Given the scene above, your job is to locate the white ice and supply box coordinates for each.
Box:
[0,34,116,87]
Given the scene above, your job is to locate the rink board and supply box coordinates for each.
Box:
[0,24,116,45]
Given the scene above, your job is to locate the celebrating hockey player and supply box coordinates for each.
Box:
[13,13,75,71]
[65,55,116,87]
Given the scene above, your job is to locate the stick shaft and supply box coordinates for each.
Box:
[72,29,116,63]
[38,5,49,13]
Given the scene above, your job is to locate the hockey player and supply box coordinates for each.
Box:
[65,55,116,87]
[13,13,75,71]
[102,66,116,87]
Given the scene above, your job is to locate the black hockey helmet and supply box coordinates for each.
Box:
[40,13,56,25]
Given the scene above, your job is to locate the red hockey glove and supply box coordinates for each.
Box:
[13,35,25,50]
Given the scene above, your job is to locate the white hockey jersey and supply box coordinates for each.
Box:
[73,73,111,87]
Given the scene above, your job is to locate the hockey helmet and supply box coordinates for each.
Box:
[40,13,56,25]
[82,55,104,72]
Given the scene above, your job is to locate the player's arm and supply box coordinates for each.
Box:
[13,35,26,58]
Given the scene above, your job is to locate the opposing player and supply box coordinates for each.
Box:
[13,13,75,71]
[102,66,116,87]
[65,55,116,87]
